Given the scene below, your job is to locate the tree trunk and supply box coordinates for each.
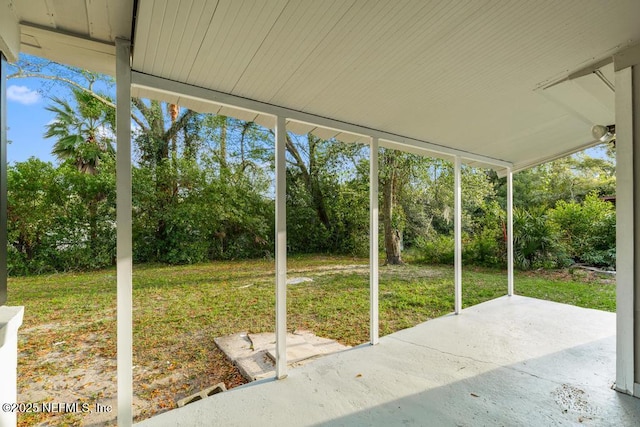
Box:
[169,104,179,196]
[381,151,403,265]
[284,134,332,231]
[382,172,402,264]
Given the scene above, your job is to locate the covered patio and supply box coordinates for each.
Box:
[1,1,640,426]
[138,296,638,426]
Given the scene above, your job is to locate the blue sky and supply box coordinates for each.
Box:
[6,76,57,164]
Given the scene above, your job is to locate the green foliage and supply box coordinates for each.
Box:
[414,234,455,265]
[44,88,115,174]
[7,158,115,275]
[133,158,273,264]
[549,193,616,268]
[7,66,617,275]
[462,200,506,268]
[464,229,504,267]
[513,207,570,270]
[7,159,61,275]
[286,136,369,256]
[494,146,615,211]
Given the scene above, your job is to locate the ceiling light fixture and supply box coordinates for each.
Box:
[591,124,615,143]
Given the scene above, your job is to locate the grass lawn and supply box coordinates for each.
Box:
[7,255,615,426]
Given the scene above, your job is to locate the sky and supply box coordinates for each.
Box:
[6,76,57,164]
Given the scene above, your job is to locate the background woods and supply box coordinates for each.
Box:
[7,61,617,275]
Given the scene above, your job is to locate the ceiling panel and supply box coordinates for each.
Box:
[185,0,288,92]
[310,127,340,141]
[86,0,114,39]
[50,0,89,35]
[147,0,182,76]
[286,121,316,136]
[334,133,366,144]
[129,0,640,170]
[12,0,640,171]
[229,0,354,102]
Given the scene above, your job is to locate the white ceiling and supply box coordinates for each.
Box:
[8,0,640,172]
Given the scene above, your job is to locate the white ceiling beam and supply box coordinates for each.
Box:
[20,24,116,75]
[614,42,640,72]
[0,0,20,62]
[131,71,513,170]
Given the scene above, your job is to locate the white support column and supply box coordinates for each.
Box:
[454,156,462,314]
[613,44,640,396]
[275,115,287,379]
[115,38,133,427]
[0,52,7,306]
[369,137,379,345]
[507,168,514,296]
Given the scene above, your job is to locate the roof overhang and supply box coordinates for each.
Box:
[5,0,640,173]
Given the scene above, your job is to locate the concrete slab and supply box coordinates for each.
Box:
[138,296,640,427]
[214,330,350,381]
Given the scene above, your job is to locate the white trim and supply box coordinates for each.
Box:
[614,42,640,72]
[0,53,7,305]
[115,38,133,427]
[130,71,512,169]
[0,0,19,63]
[454,156,462,314]
[0,306,23,427]
[614,65,635,395]
[507,168,514,296]
[275,115,288,379]
[369,137,379,345]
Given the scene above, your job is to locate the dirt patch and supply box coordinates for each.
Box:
[18,326,118,427]
[521,268,614,285]
[17,323,246,426]
[288,264,368,275]
[289,263,445,281]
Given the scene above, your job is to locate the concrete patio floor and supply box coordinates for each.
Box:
[137,295,640,426]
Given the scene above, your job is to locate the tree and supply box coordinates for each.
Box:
[44,88,115,174]
[284,133,368,254]
[43,88,116,260]
[7,159,62,271]
[282,133,332,230]
[379,149,416,265]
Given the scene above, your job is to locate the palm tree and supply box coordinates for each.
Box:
[44,89,116,259]
[44,88,115,174]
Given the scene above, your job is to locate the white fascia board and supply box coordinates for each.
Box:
[0,1,19,62]
[131,71,513,170]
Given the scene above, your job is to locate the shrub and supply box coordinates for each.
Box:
[513,207,570,270]
[464,228,505,268]
[415,234,455,265]
[549,193,615,268]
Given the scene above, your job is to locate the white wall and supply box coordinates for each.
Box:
[0,306,24,427]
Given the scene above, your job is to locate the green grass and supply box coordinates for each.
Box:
[7,256,615,425]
